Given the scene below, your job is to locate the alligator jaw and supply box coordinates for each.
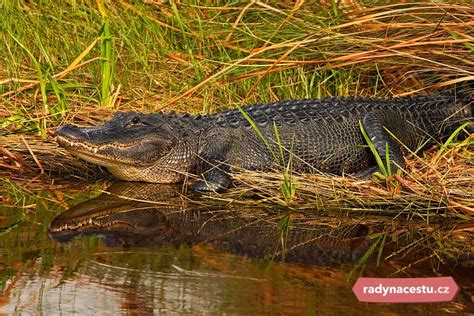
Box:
[56,134,188,183]
[56,134,143,167]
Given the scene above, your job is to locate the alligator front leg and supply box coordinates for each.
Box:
[189,139,233,193]
[362,110,408,175]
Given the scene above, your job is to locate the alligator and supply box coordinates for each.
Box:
[56,92,473,191]
[48,182,373,266]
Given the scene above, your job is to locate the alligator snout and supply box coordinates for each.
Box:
[55,124,86,140]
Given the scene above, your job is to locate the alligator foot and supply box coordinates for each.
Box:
[189,180,227,193]
[189,168,231,193]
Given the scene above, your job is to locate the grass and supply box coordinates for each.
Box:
[359,119,392,178]
[1,2,473,128]
[0,3,473,211]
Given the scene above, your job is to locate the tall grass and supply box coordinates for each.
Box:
[99,19,114,107]
[1,1,473,134]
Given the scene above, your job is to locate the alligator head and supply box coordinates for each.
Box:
[55,112,199,183]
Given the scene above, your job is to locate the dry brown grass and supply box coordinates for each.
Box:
[2,131,472,216]
[215,136,474,216]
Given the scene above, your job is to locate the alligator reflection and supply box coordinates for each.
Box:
[49,182,372,266]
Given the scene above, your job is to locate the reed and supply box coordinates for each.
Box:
[1,2,473,213]
[1,2,473,130]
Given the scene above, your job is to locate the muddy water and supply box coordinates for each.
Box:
[0,181,472,314]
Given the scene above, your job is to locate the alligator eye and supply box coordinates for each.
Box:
[127,117,144,127]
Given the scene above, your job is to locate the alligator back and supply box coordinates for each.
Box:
[197,93,472,176]
[212,94,468,132]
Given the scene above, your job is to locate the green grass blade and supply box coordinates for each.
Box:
[48,74,67,118]
[236,105,278,162]
[99,19,114,106]
[348,235,381,281]
[385,142,391,176]
[434,122,473,161]
[359,120,388,176]
[8,31,48,135]
[376,233,387,267]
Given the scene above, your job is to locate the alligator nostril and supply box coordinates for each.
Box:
[55,124,84,139]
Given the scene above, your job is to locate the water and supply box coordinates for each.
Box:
[0,181,472,314]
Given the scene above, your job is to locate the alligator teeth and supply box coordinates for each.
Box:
[57,135,135,153]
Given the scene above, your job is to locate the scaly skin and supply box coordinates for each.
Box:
[56,93,473,191]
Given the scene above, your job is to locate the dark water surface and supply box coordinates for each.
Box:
[0,181,472,314]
